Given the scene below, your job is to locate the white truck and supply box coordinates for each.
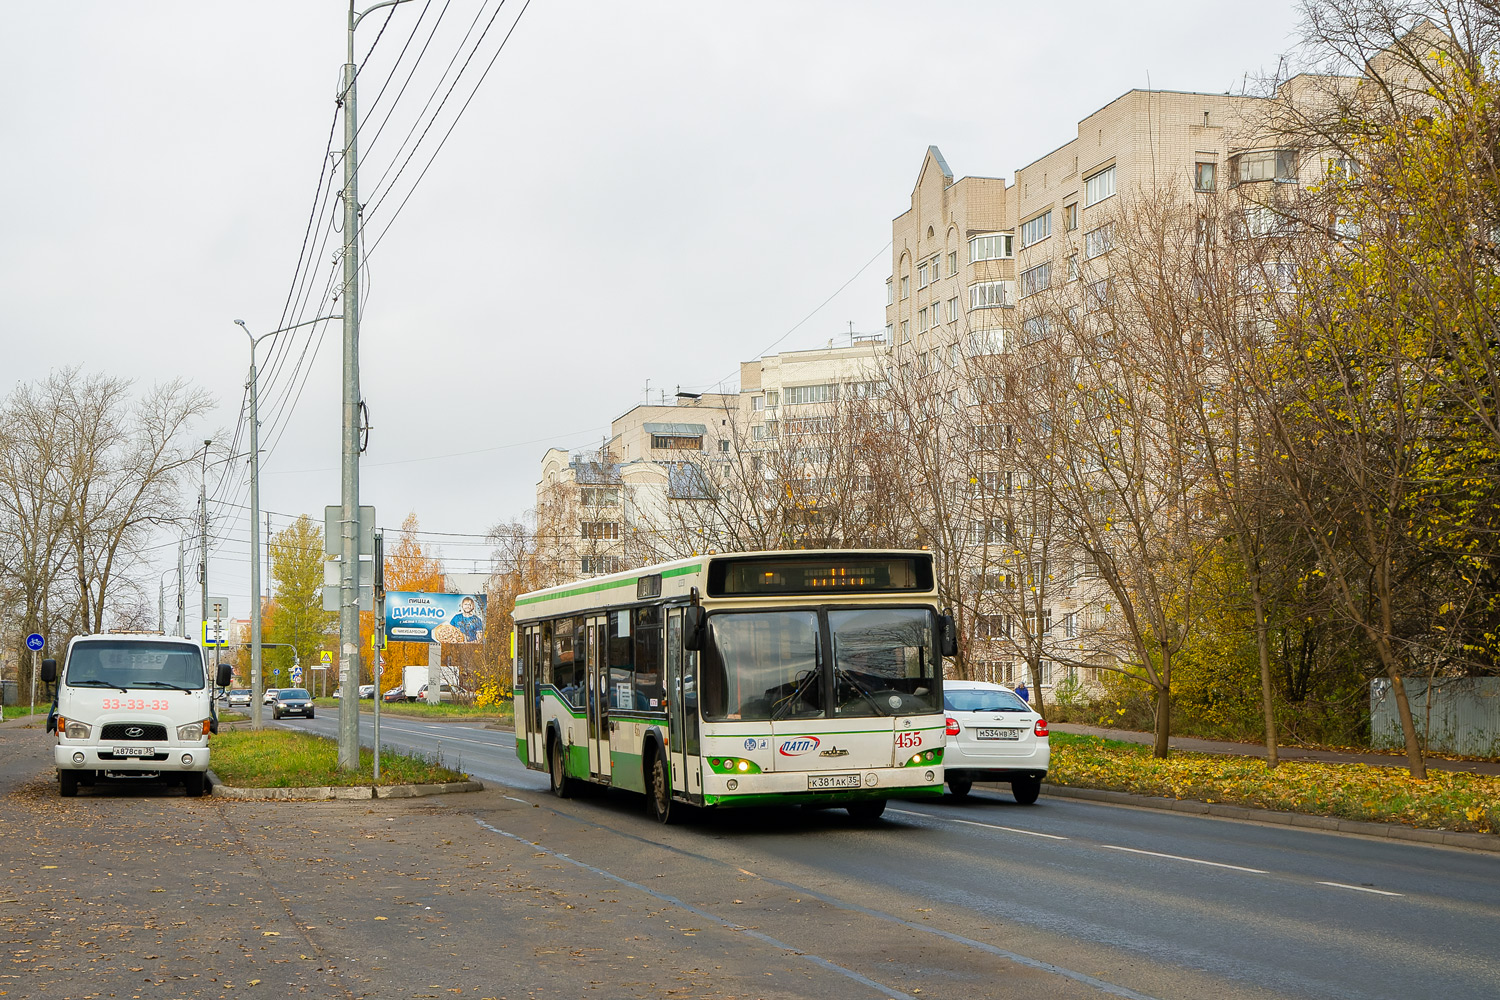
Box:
[403,664,460,702]
[41,632,231,797]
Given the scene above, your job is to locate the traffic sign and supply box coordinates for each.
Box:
[202,621,228,648]
[25,633,44,651]
[320,650,332,665]
[291,666,303,685]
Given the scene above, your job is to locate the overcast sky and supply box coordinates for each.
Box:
[1,1,1307,622]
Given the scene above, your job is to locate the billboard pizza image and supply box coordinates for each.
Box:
[384,592,487,644]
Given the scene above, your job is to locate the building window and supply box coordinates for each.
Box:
[886,278,895,305]
[1084,222,1113,260]
[751,395,764,411]
[1084,165,1116,206]
[947,296,959,323]
[930,256,942,280]
[1087,277,1113,311]
[885,322,895,342]
[581,521,620,539]
[784,383,835,405]
[580,487,620,506]
[1020,212,1052,249]
[900,320,910,343]
[1230,149,1297,185]
[752,421,778,441]
[651,434,702,450]
[968,328,1004,356]
[919,307,929,332]
[1194,161,1216,192]
[719,439,730,452]
[1019,261,1052,298]
[948,250,959,274]
[900,275,909,299]
[765,390,778,407]
[918,262,929,288]
[1067,254,1079,281]
[969,280,1015,309]
[969,233,1014,261]
[581,555,621,575]
[1064,203,1078,231]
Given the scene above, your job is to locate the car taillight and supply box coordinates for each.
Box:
[946,716,960,736]
[1034,718,1049,737]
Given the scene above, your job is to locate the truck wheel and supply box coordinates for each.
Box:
[547,735,573,799]
[1012,775,1042,805]
[59,770,78,797]
[647,748,673,824]
[183,772,205,798]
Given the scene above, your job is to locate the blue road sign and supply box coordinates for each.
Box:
[25,633,44,651]
[291,667,303,685]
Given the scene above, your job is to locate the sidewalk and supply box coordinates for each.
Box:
[1051,722,1500,776]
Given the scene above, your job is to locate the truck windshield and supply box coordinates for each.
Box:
[65,642,206,691]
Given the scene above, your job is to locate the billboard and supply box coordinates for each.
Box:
[384,592,487,644]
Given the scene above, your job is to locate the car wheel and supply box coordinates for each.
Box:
[947,777,973,799]
[647,748,673,824]
[548,735,574,799]
[273,709,280,720]
[183,771,205,798]
[59,770,78,797]
[1012,775,1042,805]
[846,799,886,823]
[308,710,315,719]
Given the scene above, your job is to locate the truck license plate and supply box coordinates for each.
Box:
[807,772,861,790]
[112,746,156,757]
[976,728,1022,740]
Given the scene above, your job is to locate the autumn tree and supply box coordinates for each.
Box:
[367,513,448,696]
[265,514,336,692]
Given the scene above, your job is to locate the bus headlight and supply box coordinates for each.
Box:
[63,719,92,740]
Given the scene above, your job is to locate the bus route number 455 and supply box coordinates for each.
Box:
[895,731,924,749]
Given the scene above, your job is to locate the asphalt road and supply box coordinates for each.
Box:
[283,706,1500,1000]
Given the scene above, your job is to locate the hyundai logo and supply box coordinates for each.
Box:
[125,726,144,739]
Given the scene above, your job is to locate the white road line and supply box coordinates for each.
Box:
[1101,845,1268,874]
[1317,881,1403,897]
[886,807,1071,840]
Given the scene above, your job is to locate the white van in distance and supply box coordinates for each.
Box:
[41,632,232,797]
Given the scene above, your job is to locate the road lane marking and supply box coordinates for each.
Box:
[887,808,1071,840]
[474,819,918,1000]
[1317,881,1403,897]
[1101,845,1268,874]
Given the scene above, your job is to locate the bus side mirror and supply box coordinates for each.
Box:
[40,658,57,684]
[216,663,233,688]
[683,606,705,652]
[939,615,958,658]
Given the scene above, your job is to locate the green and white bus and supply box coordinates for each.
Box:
[513,549,954,823]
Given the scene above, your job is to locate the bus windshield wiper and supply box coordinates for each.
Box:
[772,669,820,721]
[836,666,887,715]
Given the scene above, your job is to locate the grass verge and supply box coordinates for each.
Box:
[211,729,466,788]
[1050,732,1500,835]
[314,698,513,725]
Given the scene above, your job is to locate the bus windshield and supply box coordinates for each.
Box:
[701,608,939,721]
[64,642,206,691]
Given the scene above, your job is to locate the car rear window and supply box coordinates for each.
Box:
[944,688,1029,712]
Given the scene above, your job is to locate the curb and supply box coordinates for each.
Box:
[1041,782,1500,853]
[206,770,483,801]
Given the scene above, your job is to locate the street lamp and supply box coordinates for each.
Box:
[233,316,340,730]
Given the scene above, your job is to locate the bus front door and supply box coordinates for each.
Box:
[666,608,687,793]
[587,616,611,780]
[523,626,544,768]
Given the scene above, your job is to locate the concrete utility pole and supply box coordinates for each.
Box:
[199,442,210,643]
[337,0,412,770]
[177,541,186,638]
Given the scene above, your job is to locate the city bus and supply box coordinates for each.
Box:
[512,549,954,823]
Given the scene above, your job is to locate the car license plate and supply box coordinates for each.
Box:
[112,746,156,756]
[807,772,861,790]
[976,728,1022,741]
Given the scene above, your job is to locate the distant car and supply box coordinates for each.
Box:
[272,687,314,720]
[263,688,279,706]
[942,680,1049,804]
[415,683,470,703]
[227,689,251,709]
[383,685,405,703]
[359,683,376,699]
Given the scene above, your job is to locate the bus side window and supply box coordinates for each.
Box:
[608,611,633,710]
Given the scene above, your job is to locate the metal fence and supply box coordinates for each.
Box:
[1370,676,1500,757]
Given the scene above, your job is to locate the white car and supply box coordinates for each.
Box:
[942,680,1049,803]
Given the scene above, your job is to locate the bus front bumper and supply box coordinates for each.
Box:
[701,765,942,808]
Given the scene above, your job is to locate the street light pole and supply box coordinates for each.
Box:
[338,0,412,771]
[234,317,339,731]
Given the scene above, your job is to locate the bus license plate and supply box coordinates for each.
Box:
[807,773,861,790]
[976,728,1022,741]
[112,746,156,757]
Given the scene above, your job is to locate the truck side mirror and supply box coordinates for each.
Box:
[40,658,57,684]
[683,606,705,652]
[939,615,958,658]
[216,663,233,688]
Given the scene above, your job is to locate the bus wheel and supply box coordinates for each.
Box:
[59,770,78,797]
[846,799,886,823]
[548,735,573,799]
[647,749,673,824]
